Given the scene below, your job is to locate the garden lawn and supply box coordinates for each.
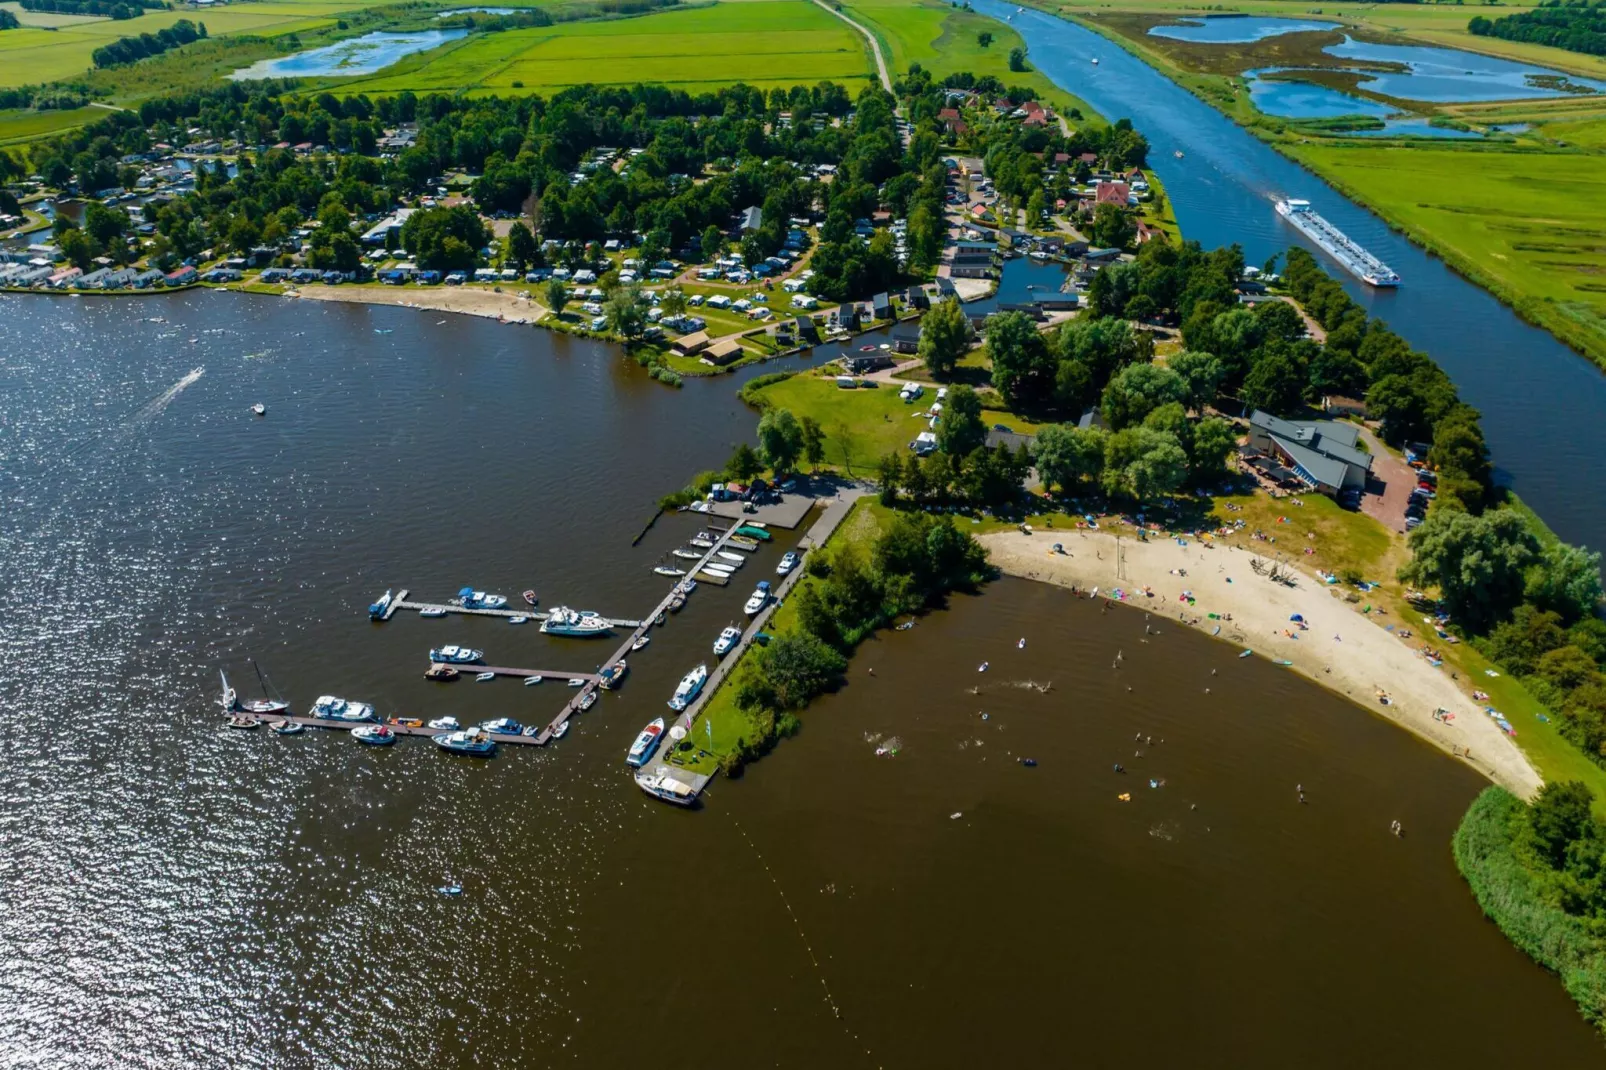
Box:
[1284,140,1606,371]
[334,0,877,96]
[751,371,1040,475]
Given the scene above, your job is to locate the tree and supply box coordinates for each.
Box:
[918,296,970,378]
[660,286,689,320]
[757,408,804,473]
[83,201,127,247]
[227,214,261,256]
[1240,349,1307,415]
[937,384,986,457]
[977,31,993,47]
[1032,423,1107,493]
[1168,350,1223,414]
[1526,542,1604,625]
[605,284,647,339]
[1008,46,1028,72]
[505,221,538,271]
[1397,507,1540,633]
[727,441,763,481]
[986,310,1051,405]
[1188,417,1238,485]
[59,227,93,270]
[1528,781,1596,870]
[401,205,487,272]
[544,278,569,317]
[1090,202,1134,249]
[800,415,826,469]
[757,631,847,709]
[1101,426,1186,501]
[701,224,724,261]
[1101,363,1188,430]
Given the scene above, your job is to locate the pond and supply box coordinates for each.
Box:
[1246,73,1486,138]
[434,6,516,15]
[228,30,467,80]
[1327,35,1606,102]
[1149,15,1335,44]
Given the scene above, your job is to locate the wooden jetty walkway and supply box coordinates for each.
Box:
[432,664,601,683]
[380,589,639,628]
[242,714,543,746]
[528,522,746,745]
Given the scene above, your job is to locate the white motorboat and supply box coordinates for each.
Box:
[456,588,508,610]
[567,678,585,687]
[541,606,613,637]
[427,716,461,730]
[430,645,483,664]
[480,717,523,734]
[352,724,397,746]
[716,550,744,564]
[579,691,597,711]
[626,717,667,767]
[688,537,714,549]
[268,720,303,735]
[713,626,742,656]
[631,635,651,651]
[368,590,394,619]
[654,565,687,577]
[668,664,709,711]
[475,671,496,682]
[636,771,696,806]
[508,615,528,625]
[672,549,704,561]
[434,729,495,756]
[777,551,800,576]
[599,661,628,689]
[743,581,771,616]
[312,695,377,722]
[701,562,736,576]
[553,720,571,740]
[252,403,266,416]
[419,607,448,618]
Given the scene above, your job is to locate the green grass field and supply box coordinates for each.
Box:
[331,0,876,96]
[0,0,385,87]
[0,104,107,145]
[1286,140,1606,370]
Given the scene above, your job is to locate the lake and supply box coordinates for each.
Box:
[977,0,1606,551]
[1,291,1600,1065]
[1245,73,1484,138]
[1150,15,1334,44]
[229,30,467,80]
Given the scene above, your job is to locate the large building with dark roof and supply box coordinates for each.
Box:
[1247,410,1372,496]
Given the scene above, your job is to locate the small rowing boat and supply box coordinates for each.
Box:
[522,589,538,606]
[523,675,543,686]
[269,719,303,735]
[475,671,496,682]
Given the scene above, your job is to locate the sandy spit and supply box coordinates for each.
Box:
[288,284,548,323]
[979,529,1542,798]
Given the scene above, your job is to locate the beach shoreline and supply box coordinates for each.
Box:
[282,282,549,323]
[979,528,1543,797]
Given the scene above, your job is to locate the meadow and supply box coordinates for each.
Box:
[0,103,105,145]
[1288,140,1606,370]
[330,0,878,96]
[0,0,389,87]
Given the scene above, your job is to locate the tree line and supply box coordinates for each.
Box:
[1470,1,1606,59]
[22,0,166,19]
[90,17,205,68]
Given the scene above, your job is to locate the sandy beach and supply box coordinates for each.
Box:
[286,283,548,324]
[980,528,1542,797]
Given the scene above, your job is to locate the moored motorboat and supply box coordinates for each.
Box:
[776,551,800,576]
[312,695,377,722]
[269,719,303,735]
[635,770,696,806]
[522,589,538,606]
[688,536,714,550]
[626,717,667,767]
[716,550,744,564]
[523,674,544,686]
[743,581,771,616]
[678,579,697,594]
[540,606,613,637]
[430,645,483,664]
[713,625,742,656]
[424,664,460,681]
[672,549,704,561]
[567,677,585,687]
[480,717,523,735]
[600,661,628,689]
[228,714,260,729]
[475,671,496,682]
[669,595,686,614]
[389,716,423,728]
[419,607,448,618]
[427,716,461,730]
[508,615,528,625]
[734,525,771,541]
[631,635,651,651]
[654,565,687,577]
[368,590,394,619]
[654,611,668,625]
[434,729,495,756]
[352,724,397,746]
[668,664,709,711]
[553,720,571,740]
[579,691,598,711]
[457,588,508,610]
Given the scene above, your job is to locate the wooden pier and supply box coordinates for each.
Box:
[430,663,601,683]
[240,714,543,745]
[380,589,638,628]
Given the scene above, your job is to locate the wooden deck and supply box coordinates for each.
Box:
[430,663,601,683]
[380,589,638,627]
[236,714,543,745]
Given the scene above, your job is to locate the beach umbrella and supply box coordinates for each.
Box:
[1289,613,1304,622]
[668,724,687,742]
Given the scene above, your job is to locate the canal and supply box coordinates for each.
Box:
[973,0,1606,549]
[1,292,1600,1066]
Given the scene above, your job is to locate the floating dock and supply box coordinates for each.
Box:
[238,715,543,745]
[430,663,601,683]
[383,590,638,628]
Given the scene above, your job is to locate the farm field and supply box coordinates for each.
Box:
[332,0,877,96]
[0,0,387,87]
[0,104,108,146]
[1286,140,1606,370]
[837,0,1104,124]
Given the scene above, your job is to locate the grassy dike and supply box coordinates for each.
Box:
[1454,786,1606,1034]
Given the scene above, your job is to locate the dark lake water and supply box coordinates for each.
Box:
[1,291,1602,1065]
[982,0,1606,550]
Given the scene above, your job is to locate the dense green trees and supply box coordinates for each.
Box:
[1398,508,1539,632]
[1031,424,1107,493]
[919,296,970,378]
[91,18,205,68]
[936,384,986,456]
[756,408,805,473]
[1470,2,1606,59]
[401,205,488,272]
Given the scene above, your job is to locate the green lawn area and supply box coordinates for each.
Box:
[840,0,1103,124]
[333,0,878,96]
[1283,140,1606,372]
[0,105,106,146]
[751,370,1041,474]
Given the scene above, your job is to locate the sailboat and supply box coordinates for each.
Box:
[220,663,291,716]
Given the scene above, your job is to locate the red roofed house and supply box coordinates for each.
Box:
[1078,152,1098,165]
[1095,181,1130,207]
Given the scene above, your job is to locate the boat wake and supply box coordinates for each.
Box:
[131,366,206,424]
[1005,679,1054,693]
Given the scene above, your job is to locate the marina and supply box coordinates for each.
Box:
[376,588,640,627]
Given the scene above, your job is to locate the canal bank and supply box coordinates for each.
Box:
[970,0,1606,551]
